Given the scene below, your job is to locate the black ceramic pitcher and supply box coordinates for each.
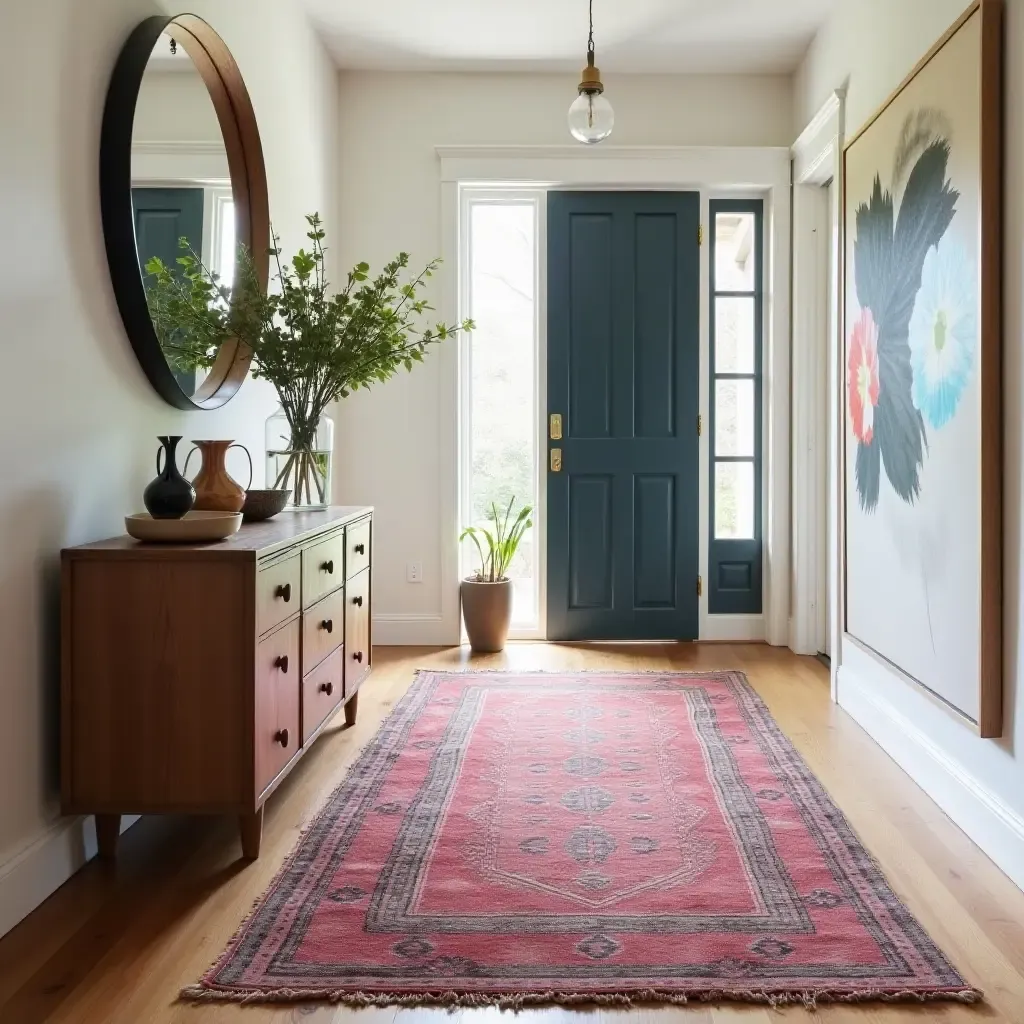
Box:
[143,435,196,519]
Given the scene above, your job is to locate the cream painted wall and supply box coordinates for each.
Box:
[796,0,1024,890]
[332,71,794,640]
[0,0,337,935]
[134,69,222,143]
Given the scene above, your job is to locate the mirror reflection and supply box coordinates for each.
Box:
[131,30,234,399]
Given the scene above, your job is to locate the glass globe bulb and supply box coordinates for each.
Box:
[568,89,614,144]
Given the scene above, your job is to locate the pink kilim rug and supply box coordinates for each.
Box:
[183,670,978,1009]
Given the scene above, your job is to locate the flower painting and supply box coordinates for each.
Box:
[842,1,1001,735]
[908,235,977,429]
[848,131,958,512]
[847,308,880,445]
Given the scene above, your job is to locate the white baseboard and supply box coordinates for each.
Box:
[0,813,138,939]
[373,613,457,646]
[377,611,765,646]
[838,664,1024,893]
[699,614,764,643]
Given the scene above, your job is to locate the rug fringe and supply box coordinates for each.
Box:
[179,983,983,1011]
[412,668,748,677]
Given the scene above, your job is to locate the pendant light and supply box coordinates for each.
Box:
[568,0,614,144]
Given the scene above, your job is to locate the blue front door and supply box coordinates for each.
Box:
[547,192,700,640]
[132,186,205,395]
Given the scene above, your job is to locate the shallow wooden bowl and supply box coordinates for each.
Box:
[241,488,291,522]
[125,510,243,543]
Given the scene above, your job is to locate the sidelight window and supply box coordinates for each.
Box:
[709,200,763,613]
[458,190,543,632]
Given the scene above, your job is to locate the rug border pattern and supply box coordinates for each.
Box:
[181,669,981,1009]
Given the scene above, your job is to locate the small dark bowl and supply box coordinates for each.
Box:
[242,488,291,522]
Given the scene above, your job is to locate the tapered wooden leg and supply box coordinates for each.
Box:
[95,814,121,860]
[344,691,359,727]
[239,807,264,860]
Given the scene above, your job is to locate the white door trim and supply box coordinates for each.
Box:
[437,146,791,646]
[131,139,230,181]
[791,93,846,689]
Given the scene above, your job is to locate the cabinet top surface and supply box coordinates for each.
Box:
[64,506,373,560]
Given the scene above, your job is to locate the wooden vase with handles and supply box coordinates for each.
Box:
[185,440,253,513]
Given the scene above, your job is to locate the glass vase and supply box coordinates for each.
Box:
[265,405,334,511]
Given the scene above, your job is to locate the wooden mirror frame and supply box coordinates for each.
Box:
[100,14,270,410]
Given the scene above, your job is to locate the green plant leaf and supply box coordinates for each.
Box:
[138,212,474,413]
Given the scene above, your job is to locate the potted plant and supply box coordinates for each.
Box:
[460,498,534,653]
[143,214,473,509]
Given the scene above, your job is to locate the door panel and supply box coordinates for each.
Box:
[131,187,205,395]
[548,192,700,640]
[634,215,678,439]
[633,474,676,608]
[569,214,614,439]
[568,475,614,610]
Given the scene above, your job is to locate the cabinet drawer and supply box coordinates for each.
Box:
[303,586,345,674]
[255,620,300,796]
[302,645,343,744]
[344,567,371,696]
[346,518,371,580]
[257,554,300,636]
[302,531,344,607]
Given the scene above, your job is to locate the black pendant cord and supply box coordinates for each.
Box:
[587,0,595,61]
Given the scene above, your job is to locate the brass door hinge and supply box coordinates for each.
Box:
[698,223,704,247]
[697,575,703,597]
[697,413,702,437]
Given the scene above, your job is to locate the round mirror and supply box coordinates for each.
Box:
[101,15,269,410]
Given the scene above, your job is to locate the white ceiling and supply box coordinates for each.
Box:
[301,0,836,75]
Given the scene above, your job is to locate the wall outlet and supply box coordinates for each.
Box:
[407,561,423,584]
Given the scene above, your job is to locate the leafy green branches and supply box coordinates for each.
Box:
[141,212,475,443]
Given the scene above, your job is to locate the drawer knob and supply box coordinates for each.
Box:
[274,728,289,748]
[352,595,363,607]
[321,559,334,574]
[275,654,289,674]
[353,651,364,664]
[275,582,292,602]
[354,543,365,555]
[320,618,334,633]
[319,681,334,696]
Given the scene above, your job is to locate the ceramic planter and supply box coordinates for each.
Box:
[461,577,513,653]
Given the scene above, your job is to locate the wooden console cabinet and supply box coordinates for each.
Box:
[61,507,372,859]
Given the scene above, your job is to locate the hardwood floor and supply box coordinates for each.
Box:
[1,643,1022,1022]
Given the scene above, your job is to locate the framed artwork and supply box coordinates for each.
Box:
[842,0,1002,736]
